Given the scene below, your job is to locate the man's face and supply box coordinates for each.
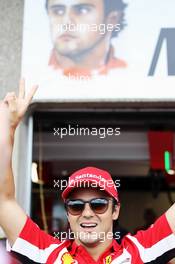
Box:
[47,0,108,57]
[66,188,119,246]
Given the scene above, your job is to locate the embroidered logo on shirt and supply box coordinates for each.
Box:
[105,255,112,264]
[61,252,76,264]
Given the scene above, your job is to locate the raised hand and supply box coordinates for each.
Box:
[0,104,10,179]
[2,79,38,131]
[0,80,37,246]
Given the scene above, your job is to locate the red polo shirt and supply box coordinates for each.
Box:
[48,48,127,77]
[7,214,175,263]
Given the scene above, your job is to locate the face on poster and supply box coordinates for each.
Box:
[22,0,175,101]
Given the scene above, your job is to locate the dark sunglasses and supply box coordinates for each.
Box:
[65,198,113,215]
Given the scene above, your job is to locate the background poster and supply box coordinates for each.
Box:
[22,0,175,102]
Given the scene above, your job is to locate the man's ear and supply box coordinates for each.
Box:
[112,204,120,220]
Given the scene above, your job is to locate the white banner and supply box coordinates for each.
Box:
[22,0,175,102]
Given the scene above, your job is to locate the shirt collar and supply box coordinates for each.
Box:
[69,239,120,258]
[48,48,126,76]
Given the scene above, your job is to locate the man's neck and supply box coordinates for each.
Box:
[76,238,113,261]
[54,37,111,70]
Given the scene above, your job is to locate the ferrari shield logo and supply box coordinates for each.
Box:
[105,255,112,264]
[61,252,76,264]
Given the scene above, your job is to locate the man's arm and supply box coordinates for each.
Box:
[0,80,38,246]
[166,204,175,234]
[168,259,175,264]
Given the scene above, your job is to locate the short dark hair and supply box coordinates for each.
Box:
[104,0,127,38]
[46,0,127,38]
[112,198,118,212]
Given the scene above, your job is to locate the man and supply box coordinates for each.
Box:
[1,82,175,263]
[46,0,127,76]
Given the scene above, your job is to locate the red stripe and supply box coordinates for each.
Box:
[19,217,60,249]
[133,214,172,248]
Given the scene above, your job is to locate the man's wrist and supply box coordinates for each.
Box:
[9,129,15,145]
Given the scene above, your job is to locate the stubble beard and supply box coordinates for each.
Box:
[54,32,108,63]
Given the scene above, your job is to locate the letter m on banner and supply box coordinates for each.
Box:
[148,28,175,76]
